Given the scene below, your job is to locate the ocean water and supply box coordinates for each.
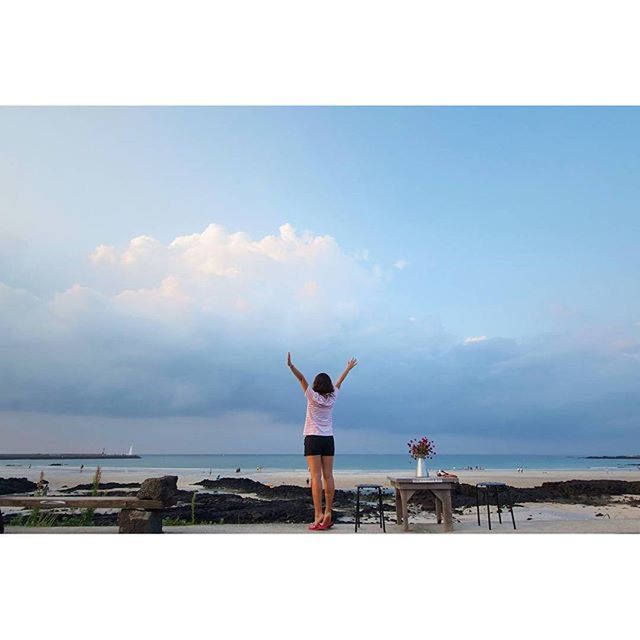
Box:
[1,453,638,473]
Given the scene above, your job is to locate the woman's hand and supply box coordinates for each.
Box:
[335,357,358,389]
[287,352,308,391]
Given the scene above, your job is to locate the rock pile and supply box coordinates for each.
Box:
[0,477,38,495]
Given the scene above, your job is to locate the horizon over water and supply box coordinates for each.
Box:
[2,453,639,472]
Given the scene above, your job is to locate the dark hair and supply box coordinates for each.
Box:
[312,373,334,396]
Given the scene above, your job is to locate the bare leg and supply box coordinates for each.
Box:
[306,456,324,525]
[320,456,335,525]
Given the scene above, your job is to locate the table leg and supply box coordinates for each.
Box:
[401,490,410,532]
[435,494,443,524]
[395,488,402,525]
[508,487,517,530]
[441,490,454,532]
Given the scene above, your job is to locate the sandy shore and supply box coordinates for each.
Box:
[3,465,640,533]
[4,465,640,491]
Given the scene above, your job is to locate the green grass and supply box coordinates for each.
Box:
[11,510,58,527]
[9,466,105,528]
[79,466,102,527]
[162,516,221,527]
[163,517,191,526]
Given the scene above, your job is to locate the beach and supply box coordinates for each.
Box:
[3,464,640,533]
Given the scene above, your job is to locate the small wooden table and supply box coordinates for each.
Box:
[387,476,459,532]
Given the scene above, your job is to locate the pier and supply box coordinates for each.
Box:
[0,453,141,460]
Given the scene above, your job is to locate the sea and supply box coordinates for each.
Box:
[1,453,638,473]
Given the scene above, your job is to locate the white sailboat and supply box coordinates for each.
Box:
[127,445,133,456]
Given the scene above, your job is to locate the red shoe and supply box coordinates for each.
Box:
[308,521,323,531]
[317,519,334,530]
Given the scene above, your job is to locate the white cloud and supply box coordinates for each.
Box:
[0,222,448,424]
[89,244,117,265]
[393,259,407,270]
[85,222,379,333]
[464,335,488,344]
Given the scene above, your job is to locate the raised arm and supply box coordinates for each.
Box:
[335,357,358,389]
[287,352,308,392]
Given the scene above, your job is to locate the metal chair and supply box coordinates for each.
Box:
[355,484,386,533]
[475,482,516,530]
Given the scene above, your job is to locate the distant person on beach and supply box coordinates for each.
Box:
[287,352,358,531]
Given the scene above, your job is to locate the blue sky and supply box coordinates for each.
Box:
[1,107,639,453]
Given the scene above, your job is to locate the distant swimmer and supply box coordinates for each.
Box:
[235,468,241,473]
[80,464,84,472]
[216,474,221,480]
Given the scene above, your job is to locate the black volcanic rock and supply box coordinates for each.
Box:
[137,476,178,504]
[60,482,141,493]
[118,509,163,533]
[0,477,38,495]
[168,492,324,524]
[195,477,269,494]
[194,477,354,505]
[440,479,640,509]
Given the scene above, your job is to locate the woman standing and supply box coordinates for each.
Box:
[287,352,358,531]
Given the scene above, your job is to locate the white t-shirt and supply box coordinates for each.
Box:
[303,385,339,436]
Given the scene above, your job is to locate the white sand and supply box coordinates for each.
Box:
[5,464,640,492]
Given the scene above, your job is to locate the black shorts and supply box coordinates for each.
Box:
[304,435,335,457]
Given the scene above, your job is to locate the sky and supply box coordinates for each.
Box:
[1,106,639,454]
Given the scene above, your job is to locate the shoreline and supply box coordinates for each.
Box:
[0,454,140,460]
